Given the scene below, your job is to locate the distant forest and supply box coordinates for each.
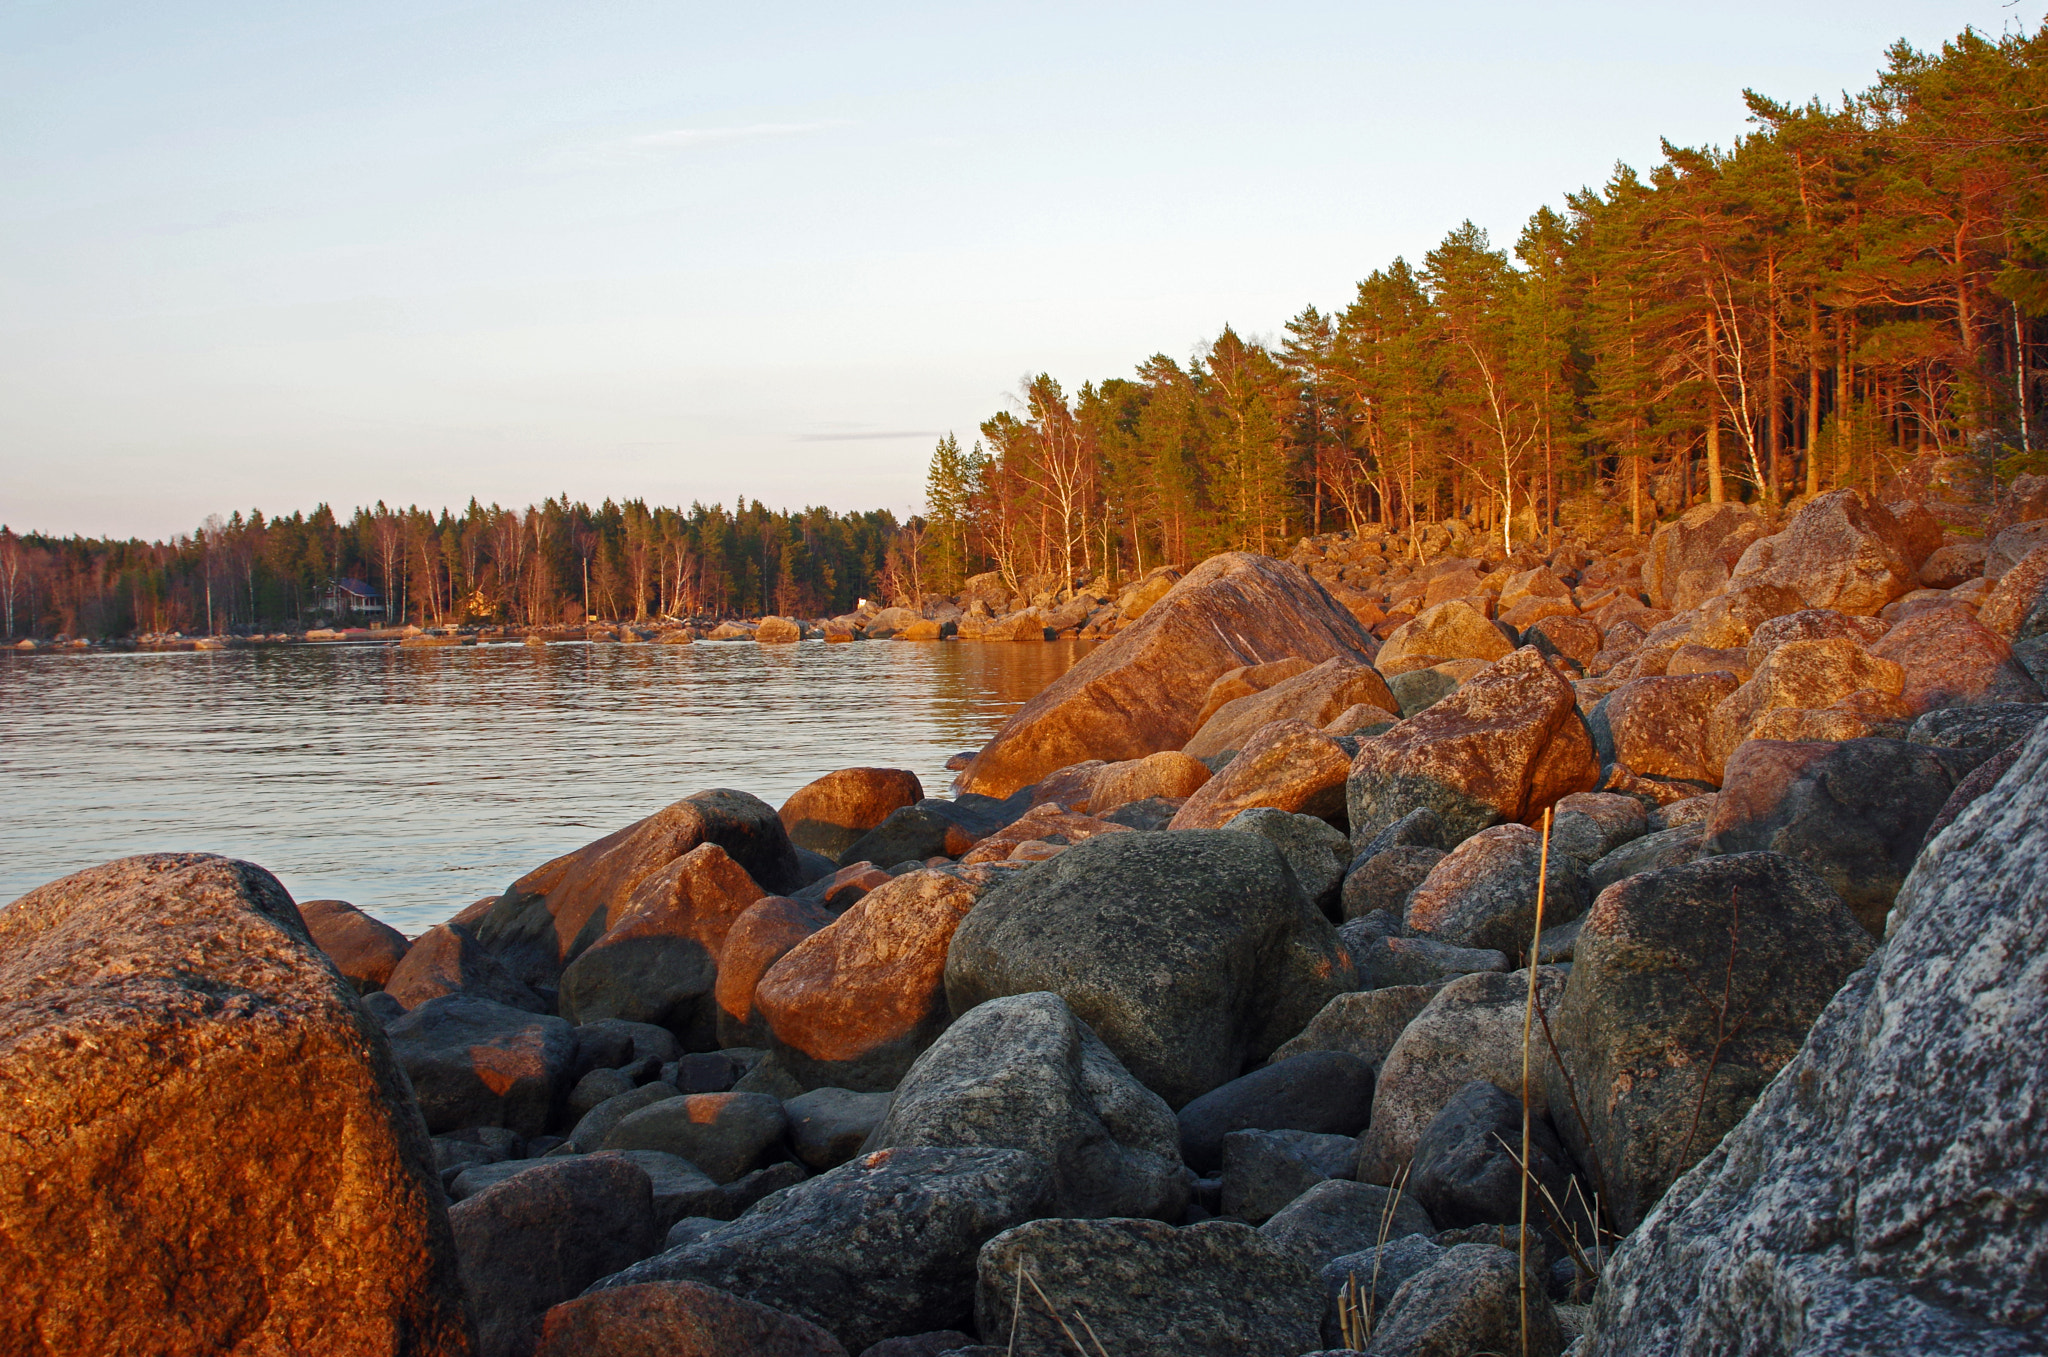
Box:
[5,22,2044,638]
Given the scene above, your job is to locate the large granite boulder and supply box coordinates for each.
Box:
[778,769,926,862]
[865,991,1186,1220]
[1347,647,1599,849]
[534,1280,847,1357]
[1645,502,1770,611]
[1361,1243,1564,1357]
[1976,542,2048,636]
[1743,607,1891,670]
[1591,672,1743,785]
[1408,1079,1588,1236]
[0,854,470,1357]
[1175,1051,1376,1172]
[1403,822,1591,954]
[1582,721,2048,1354]
[591,1147,1052,1353]
[604,1092,789,1184]
[1266,985,1442,1070]
[452,1155,661,1357]
[386,993,579,1137]
[973,1217,1323,1357]
[945,830,1355,1108]
[958,552,1377,797]
[1547,852,1873,1233]
[1183,657,1398,759]
[300,897,410,994]
[1166,719,1352,829]
[714,894,834,1048]
[383,920,547,1013]
[1087,749,1212,812]
[1870,606,2042,712]
[1725,488,1916,616]
[558,843,766,1038]
[756,867,1011,1091]
[1705,638,1906,778]
[1194,656,1318,729]
[1374,600,1514,674]
[1260,1178,1438,1268]
[1703,738,1973,934]
[473,790,803,991]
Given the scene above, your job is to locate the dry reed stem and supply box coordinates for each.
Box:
[1017,1261,1110,1357]
[1518,806,1553,1357]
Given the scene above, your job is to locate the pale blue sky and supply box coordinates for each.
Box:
[3,1,2037,537]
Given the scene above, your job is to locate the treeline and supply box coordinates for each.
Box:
[919,24,2048,594]
[0,499,910,638]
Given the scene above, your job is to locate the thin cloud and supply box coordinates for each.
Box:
[626,120,845,152]
[795,430,943,442]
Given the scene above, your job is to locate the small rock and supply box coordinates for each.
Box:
[299,897,410,993]
[1260,1179,1437,1269]
[603,1092,789,1184]
[785,1087,894,1171]
[1176,1051,1375,1172]
[1221,1128,1359,1223]
[533,1279,847,1357]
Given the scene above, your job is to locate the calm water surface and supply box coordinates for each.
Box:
[1,639,1089,933]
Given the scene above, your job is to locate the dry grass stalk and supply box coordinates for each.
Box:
[1517,805,1553,1357]
[1335,1161,1412,1349]
[1010,1257,1111,1357]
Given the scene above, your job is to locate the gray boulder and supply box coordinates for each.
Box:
[602,1091,788,1184]
[785,1087,893,1171]
[565,1081,679,1153]
[1266,985,1442,1069]
[1260,1179,1437,1269]
[1220,1129,1359,1224]
[1548,852,1873,1233]
[974,1217,1323,1357]
[1355,806,1452,857]
[1223,807,1351,913]
[591,1146,1052,1354]
[1582,720,2048,1354]
[1176,1051,1375,1173]
[1363,1243,1563,1357]
[1317,1235,1446,1347]
[1408,1080,1591,1242]
[1403,823,1591,953]
[1340,845,1445,920]
[1340,919,1510,989]
[944,830,1355,1108]
[1907,702,2048,766]
[1546,791,1648,862]
[383,921,547,1013]
[1587,821,1704,894]
[865,991,1186,1220]
[385,994,578,1138]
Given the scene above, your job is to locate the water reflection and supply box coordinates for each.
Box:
[0,639,1089,933]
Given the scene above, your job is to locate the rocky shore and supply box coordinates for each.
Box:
[3,486,2046,1356]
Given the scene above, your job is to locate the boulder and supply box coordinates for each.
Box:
[534,1280,847,1357]
[1917,540,1987,588]
[836,791,1034,869]
[1167,719,1353,829]
[1374,600,1513,674]
[955,803,1128,864]
[1260,1179,1438,1268]
[1645,502,1770,611]
[566,1082,682,1153]
[386,994,579,1138]
[1340,845,1444,920]
[1703,738,1973,933]
[1361,1244,1563,1357]
[474,790,804,991]
[384,921,547,1013]
[1176,1051,1376,1172]
[778,769,927,861]
[0,854,469,1357]
[1221,807,1351,912]
[865,991,1186,1220]
[1591,673,1742,785]
[604,1091,789,1184]
[944,830,1355,1107]
[1907,702,2048,765]
[1548,853,1872,1233]
[1356,968,1567,1185]
[1221,1128,1361,1223]
[714,895,834,1048]
[1684,581,1807,649]
[1087,750,1212,812]
[1184,657,1398,759]
[1347,647,1599,849]
[592,1146,1052,1353]
[451,1155,661,1357]
[299,897,410,994]
[974,1217,1323,1357]
[755,868,994,1090]
[755,616,803,644]
[1266,985,1442,1070]
[558,843,765,1038]
[1547,791,1648,863]
[1023,759,1107,811]
[1870,606,2042,712]
[1743,607,1891,670]
[1587,822,1706,894]
[785,1087,893,1171]
[1342,924,1510,990]
[1315,1236,1446,1346]
[1403,823,1591,954]
[1524,614,1605,669]
[1193,656,1317,728]
[1408,1080,1589,1238]
[1976,542,2048,636]
[1985,517,2048,577]
[1705,639,1906,777]
[1725,488,1916,615]
[958,553,1377,796]
[1582,721,2048,1354]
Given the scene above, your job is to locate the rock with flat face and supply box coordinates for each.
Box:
[1266,985,1442,1070]
[1221,807,1352,912]
[754,616,803,644]
[558,843,766,1037]
[1547,852,1872,1234]
[452,1155,661,1357]
[956,803,1129,864]
[1582,721,2048,1355]
[1184,657,1398,760]
[1167,719,1353,829]
[945,830,1354,1108]
[1403,823,1591,954]
[778,769,926,861]
[714,895,834,1048]
[1703,738,1973,934]
[592,1146,1052,1354]
[0,854,470,1357]
[1743,607,1891,670]
[1221,1129,1360,1223]
[1977,543,2048,637]
[976,1217,1323,1357]
[1548,791,1648,863]
[1356,968,1567,1185]
[785,1087,893,1171]
[1870,606,2042,713]
[1591,672,1742,785]
[1705,639,1906,778]
[1348,648,1599,850]
[1683,581,1807,649]
[1645,502,1770,612]
[1375,600,1514,674]
[1587,822,1706,894]
[1193,656,1318,729]
[1176,1050,1374,1172]
[474,790,804,991]
[1087,749,1212,812]
[1363,1244,1564,1357]
[865,991,1186,1220]
[1525,614,1605,668]
[958,553,1377,797]
[604,1092,789,1184]
[1986,518,2048,577]
[535,1280,846,1357]
[384,920,547,1013]
[1341,925,1510,990]
[300,897,410,994]
[1726,489,1917,615]
[757,867,1016,1091]
[1260,1179,1438,1269]
[1340,844,1445,920]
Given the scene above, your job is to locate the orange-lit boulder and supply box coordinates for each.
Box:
[1705,639,1906,777]
[384,921,546,1013]
[535,1281,846,1357]
[1644,502,1769,611]
[1183,657,1398,760]
[1725,489,1916,616]
[1167,720,1353,830]
[777,768,926,861]
[1193,656,1317,730]
[958,803,1130,864]
[1869,607,2043,712]
[1374,600,1513,675]
[1593,672,1743,786]
[300,897,410,995]
[714,895,834,1049]
[1089,750,1213,812]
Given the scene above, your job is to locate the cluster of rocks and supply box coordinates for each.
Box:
[3,485,2045,1356]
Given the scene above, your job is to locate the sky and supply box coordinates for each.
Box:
[3,1,2041,539]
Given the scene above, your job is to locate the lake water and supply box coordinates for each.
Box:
[0,639,1089,934]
